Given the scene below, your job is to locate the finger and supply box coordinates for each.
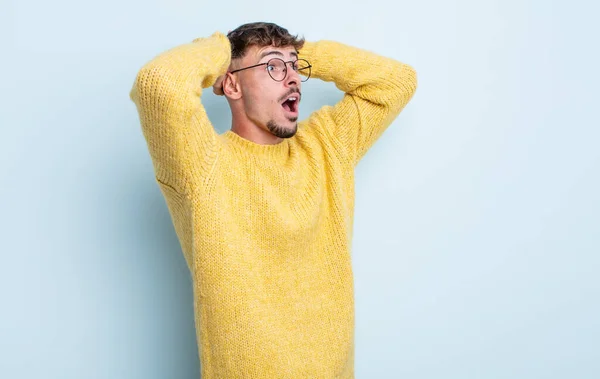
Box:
[213,77,225,95]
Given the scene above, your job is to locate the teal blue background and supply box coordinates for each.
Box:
[1,0,599,377]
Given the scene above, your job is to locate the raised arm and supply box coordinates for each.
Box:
[299,40,417,165]
[130,32,231,193]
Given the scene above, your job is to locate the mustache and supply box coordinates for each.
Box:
[278,88,302,102]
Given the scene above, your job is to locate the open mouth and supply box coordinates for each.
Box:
[281,94,300,114]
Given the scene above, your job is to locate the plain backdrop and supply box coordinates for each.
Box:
[1,0,599,378]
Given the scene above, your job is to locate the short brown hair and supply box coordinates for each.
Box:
[227,22,305,60]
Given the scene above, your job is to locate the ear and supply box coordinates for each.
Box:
[222,72,242,100]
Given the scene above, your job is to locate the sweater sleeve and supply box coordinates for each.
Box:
[299,40,417,165]
[130,32,231,193]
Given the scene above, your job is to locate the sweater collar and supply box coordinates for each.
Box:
[222,130,291,161]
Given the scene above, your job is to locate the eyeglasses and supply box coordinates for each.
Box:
[229,58,312,82]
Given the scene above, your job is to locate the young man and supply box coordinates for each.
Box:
[130,22,417,378]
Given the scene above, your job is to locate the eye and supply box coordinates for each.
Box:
[266,60,286,72]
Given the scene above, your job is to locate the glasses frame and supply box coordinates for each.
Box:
[229,58,312,82]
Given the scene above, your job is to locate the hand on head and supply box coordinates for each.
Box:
[213,75,225,96]
[213,30,233,96]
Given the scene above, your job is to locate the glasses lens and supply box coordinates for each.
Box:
[295,59,311,82]
[267,58,286,81]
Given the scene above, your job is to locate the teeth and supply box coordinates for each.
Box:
[288,97,297,101]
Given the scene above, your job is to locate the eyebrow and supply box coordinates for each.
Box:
[259,50,299,61]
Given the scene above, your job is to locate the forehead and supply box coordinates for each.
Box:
[247,45,298,62]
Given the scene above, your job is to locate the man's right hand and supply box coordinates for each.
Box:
[213,75,225,96]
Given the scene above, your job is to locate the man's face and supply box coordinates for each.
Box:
[234,45,302,138]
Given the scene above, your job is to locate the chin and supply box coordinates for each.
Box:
[267,120,297,139]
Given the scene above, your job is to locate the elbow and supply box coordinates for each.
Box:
[382,62,417,110]
[395,63,417,108]
[130,63,180,106]
[397,63,417,99]
[130,65,156,104]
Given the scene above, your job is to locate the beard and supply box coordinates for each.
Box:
[267,118,298,138]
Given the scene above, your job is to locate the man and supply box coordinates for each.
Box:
[130,22,417,378]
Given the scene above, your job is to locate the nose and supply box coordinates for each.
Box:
[284,62,300,87]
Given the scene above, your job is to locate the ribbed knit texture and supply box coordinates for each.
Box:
[130,31,417,378]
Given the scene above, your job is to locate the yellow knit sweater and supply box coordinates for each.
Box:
[130,31,416,378]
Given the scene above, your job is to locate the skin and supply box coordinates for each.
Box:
[213,44,302,145]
